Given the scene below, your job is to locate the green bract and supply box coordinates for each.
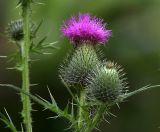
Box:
[87,61,127,103]
[60,44,101,87]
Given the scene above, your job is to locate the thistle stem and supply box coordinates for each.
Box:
[84,105,106,132]
[21,5,32,132]
[77,90,86,130]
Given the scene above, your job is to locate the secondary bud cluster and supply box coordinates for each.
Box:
[6,19,35,43]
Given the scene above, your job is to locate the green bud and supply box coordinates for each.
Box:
[60,44,101,87]
[87,61,128,103]
[6,19,35,43]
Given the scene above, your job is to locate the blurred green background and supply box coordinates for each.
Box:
[0,0,160,132]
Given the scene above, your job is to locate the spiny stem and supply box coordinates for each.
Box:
[21,5,32,132]
[77,90,86,130]
[0,84,74,123]
[84,105,106,132]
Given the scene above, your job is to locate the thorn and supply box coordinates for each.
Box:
[16,3,21,8]
[0,56,7,58]
[42,52,52,55]
[116,103,120,109]
[103,117,111,124]
[21,123,24,132]
[47,115,59,119]
[4,108,12,123]
[33,0,46,5]
[30,83,39,87]
[108,112,117,118]
[42,108,48,111]
[64,124,73,131]
[47,86,57,107]
[95,127,101,131]
[49,41,58,45]
[71,99,74,116]
[32,109,38,112]
[6,67,15,70]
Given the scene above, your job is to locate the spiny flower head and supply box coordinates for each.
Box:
[6,19,35,43]
[60,44,101,87]
[87,61,128,103]
[61,13,112,45]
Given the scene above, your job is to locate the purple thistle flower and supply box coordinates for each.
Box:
[61,13,112,45]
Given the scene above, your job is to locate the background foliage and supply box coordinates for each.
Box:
[0,0,160,131]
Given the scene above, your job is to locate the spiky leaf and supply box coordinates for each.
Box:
[0,109,17,132]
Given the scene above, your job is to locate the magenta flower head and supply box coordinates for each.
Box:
[61,13,112,45]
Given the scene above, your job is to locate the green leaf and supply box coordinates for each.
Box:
[61,78,78,104]
[35,36,47,48]
[118,85,160,102]
[47,87,58,108]
[0,108,17,132]
[32,20,43,38]
[30,38,58,55]
[0,84,74,123]
[6,51,21,63]
[64,103,69,115]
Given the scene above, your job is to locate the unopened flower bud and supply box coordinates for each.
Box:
[87,61,127,103]
[60,44,101,87]
[6,19,35,43]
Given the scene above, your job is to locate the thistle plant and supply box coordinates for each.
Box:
[0,3,160,132]
[0,0,57,131]
[58,13,160,132]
